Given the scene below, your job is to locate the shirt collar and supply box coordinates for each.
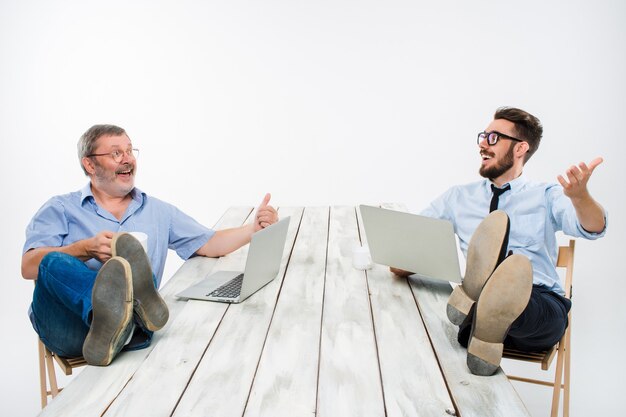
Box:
[79,182,94,204]
[502,173,529,192]
[80,182,145,205]
[484,172,529,193]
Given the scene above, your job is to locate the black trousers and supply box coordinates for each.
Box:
[458,285,572,352]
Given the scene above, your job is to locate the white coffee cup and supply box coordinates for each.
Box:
[352,245,373,270]
[129,232,148,253]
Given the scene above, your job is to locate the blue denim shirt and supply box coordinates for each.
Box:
[421,174,607,295]
[23,183,216,287]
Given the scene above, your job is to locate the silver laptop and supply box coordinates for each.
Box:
[176,217,291,303]
[359,205,462,282]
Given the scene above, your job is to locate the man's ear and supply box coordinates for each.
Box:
[516,141,530,159]
[81,157,96,175]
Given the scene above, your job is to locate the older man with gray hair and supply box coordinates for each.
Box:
[22,124,278,366]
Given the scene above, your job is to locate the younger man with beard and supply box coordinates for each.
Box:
[22,124,278,366]
[392,107,606,375]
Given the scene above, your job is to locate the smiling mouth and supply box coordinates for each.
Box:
[116,166,134,176]
[481,152,494,161]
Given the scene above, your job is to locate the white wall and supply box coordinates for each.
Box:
[1,1,624,415]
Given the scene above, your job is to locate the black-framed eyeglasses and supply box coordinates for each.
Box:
[86,148,139,163]
[477,131,523,146]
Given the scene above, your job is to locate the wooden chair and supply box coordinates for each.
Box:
[34,277,87,408]
[503,239,575,417]
[37,338,87,408]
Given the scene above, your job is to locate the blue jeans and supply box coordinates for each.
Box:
[31,252,153,358]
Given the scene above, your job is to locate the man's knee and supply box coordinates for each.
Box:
[37,252,89,292]
[39,252,81,275]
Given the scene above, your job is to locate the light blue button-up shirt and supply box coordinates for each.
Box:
[420,174,607,295]
[23,184,216,287]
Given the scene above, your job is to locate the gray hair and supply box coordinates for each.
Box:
[77,124,127,175]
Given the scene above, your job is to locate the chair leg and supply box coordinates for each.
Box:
[550,339,566,417]
[37,339,48,408]
[44,346,60,398]
[563,323,572,417]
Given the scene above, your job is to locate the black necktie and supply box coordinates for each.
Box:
[490,184,511,212]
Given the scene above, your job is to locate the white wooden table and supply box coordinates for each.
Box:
[39,206,530,417]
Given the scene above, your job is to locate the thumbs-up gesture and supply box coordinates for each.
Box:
[254,193,278,232]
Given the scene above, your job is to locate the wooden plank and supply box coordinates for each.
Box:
[410,277,530,417]
[103,300,229,416]
[104,207,302,416]
[355,205,456,416]
[378,204,529,416]
[38,206,254,417]
[317,206,385,417]
[101,253,241,416]
[171,207,304,417]
[159,206,256,303]
[244,207,329,417]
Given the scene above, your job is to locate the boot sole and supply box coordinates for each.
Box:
[447,210,510,325]
[466,254,533,376]
[83,257,134,366]
[112,232,169,331]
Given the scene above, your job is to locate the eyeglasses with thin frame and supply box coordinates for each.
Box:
[477,131,523,146]
[86,148,139,163]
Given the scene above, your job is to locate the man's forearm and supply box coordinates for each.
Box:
[21,241,90,280]
[196,223,255,258]
[571,193,606,233]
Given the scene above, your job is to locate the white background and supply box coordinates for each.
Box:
[1,1,624,415]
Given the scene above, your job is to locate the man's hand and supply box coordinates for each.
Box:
[85,231,115,263]
[254,193,278,232]
[557,157,603,201]
[557,157,606,233]
[196,194,278,258]
[21,230,115,279]
[390,267,414,277]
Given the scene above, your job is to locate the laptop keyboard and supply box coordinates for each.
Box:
[207,274,244,298]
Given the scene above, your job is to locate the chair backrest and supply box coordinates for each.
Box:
[556,240,575,300]
[503,239,575,365]
[503,239,576,417]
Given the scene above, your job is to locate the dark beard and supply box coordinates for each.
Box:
[479,142,515,179]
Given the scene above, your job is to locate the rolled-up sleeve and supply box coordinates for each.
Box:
[547,185,607,240]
